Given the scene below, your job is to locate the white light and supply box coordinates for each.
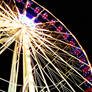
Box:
[25,45,29,49]
[26,50,31,55]
[19,14,35,29]
[27,57,30,63]
[29,74,34,81]
[91,67,92,73]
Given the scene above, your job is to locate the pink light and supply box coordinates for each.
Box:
[34,7,40,14]
[42,13,48,19]
[56,26,63,32]
[50,19,56,25]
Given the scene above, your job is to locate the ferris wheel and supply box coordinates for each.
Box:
[0,0,92,92]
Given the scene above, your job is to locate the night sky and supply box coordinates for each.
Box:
[0,0,91,91]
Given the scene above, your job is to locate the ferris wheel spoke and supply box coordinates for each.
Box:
[44,47,91,86]
[22,31,50,92]
[42,51,72,72]
[26,31,48,61]
[0,3,17,21]
[35,28,70,35]
[22,36,35,92]
[0,18,21,31]
[0,27,20,32]
[35,56,61,92]
[33,9,45,21]
[3,2,18,20]
[38,53,75,92]
[48,66,77,91]
[0,16,12,23]
[31,46,60,92]
[0,12,13,22]
[0,89,6,92]
[40,65,61,92]
[29,32,92,86]
[30,44,51,92]
[29,37,76,92]
[0,30,20,54]
[36,20,59,26]
[34,28,80,49]
[30,29,89,68]
[30,56,45,91]
[42,59,84,91]
[68,72,84,91]
[34,71,47,91]
[0,37,9,44]
[0,38,15,54]
[35,45,92,88]
[0,77,22,87]
[8,40,21,92]
[29,30,91,87]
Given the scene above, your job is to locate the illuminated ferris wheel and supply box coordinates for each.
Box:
[0,0,92,92]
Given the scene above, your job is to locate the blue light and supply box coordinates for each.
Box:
[19,14,35,28]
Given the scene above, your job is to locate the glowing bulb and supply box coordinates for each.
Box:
[19,14,35,29]
[26,50,31,55]
[29,74,34,81]
[27,57,30,63]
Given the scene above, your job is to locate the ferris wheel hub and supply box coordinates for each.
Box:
[19,14,36,30]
